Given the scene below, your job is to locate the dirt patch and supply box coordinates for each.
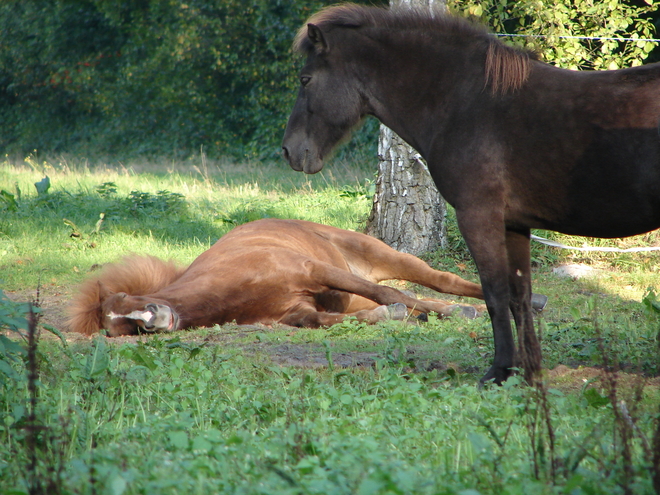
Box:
[5,285,72,333]
[246,343,380,369]
[547,363,660,394]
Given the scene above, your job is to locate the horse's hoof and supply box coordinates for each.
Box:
[479,365,511,387]
[478,364,524,387]
[447,304,478,319]
[531,293,548,311]
[387,303,408,320]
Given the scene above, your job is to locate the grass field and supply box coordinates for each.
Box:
[1,154,659,494]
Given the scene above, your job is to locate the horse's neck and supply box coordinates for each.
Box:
[357,33,483,158]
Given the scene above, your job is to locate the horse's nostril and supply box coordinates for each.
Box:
[282,146,290,160]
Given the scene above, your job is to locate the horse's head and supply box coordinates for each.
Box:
[282,22,365,174]
[100,291,179,336]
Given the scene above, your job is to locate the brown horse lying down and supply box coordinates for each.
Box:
[68,218,487,336]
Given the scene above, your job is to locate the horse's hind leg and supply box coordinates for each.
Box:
[338,233,484,299]
[351,238,548,311]
[417,297,487,317]
[304,260,475,317]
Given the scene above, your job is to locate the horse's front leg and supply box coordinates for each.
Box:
[506,229,542,383]
[456,209,516,385]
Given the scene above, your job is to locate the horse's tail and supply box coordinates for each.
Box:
[67,255,186,335]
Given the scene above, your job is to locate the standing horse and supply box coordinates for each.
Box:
[68,219,485,336]
[281,4,660,384]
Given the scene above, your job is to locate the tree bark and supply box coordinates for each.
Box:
[365,0,446,256]
[365,126,446,254]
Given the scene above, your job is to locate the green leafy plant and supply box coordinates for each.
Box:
[0,289,29,381]
[448,0,657,70]
[0,189,18,212]
[125,190,188,218]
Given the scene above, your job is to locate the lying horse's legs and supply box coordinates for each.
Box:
[376,253,484,299]
[417,297,487,317]
[340,233,484,299]
[344,294,483,318]
[506,229,542,383]
[280,302,407,327]
[304,260,475,317]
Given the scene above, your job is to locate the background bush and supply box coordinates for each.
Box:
[448,0,658,70]
[0,0,385,160]
[0,0,656,160]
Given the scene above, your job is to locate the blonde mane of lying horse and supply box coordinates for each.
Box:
[67,255,186,335]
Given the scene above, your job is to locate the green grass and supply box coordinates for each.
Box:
[0,154,375,289]
[1,154,659,494]
[1,333,658,494]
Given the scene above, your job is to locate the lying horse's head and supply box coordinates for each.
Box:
[99,291,179,336]
[101,292,179,337]
[282,6,368,174]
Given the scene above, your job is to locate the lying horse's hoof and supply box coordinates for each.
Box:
[447,304,479,319]
[387,302,408,320]
[531,293,548,311]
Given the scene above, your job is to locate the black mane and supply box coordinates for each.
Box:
[294,3,532,94]
[294,4,493,53]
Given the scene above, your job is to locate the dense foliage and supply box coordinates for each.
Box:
[1,330,657,494]
[1,0,656,159]
[0,0,384,159]
[448,0,657,70]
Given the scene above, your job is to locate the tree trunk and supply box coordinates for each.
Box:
[365,126,446,254]
[365,0,446,256]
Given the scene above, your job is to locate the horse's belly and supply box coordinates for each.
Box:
[541,198,660,238]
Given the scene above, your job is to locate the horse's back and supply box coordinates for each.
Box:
[184,219,353,277]
[445,60,660,237]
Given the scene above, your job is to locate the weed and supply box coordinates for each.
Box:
[125,190,187,219]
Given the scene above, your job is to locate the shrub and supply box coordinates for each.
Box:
[0,0,385,159]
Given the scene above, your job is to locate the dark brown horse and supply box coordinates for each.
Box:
[281,4,660,384]
[68,218,485,336]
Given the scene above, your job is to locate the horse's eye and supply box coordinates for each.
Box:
[300,76,311,87]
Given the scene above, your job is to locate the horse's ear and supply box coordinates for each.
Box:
[307,23,328,53]
[97,281,112,301]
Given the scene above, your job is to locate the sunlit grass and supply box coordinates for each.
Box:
[0,154,375,289]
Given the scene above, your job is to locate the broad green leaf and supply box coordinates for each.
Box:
[84,337,110,379]
[168,431,189,450]
[584,387,609,408]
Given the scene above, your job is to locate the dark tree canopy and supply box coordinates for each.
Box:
[0,0,384,158]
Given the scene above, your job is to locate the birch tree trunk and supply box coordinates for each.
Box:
[365,0,446,255]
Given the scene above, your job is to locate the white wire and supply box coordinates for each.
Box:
[531,235,660,253]
[494,33,660,43]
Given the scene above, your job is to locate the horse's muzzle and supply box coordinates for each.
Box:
[282,146,303,171]
[143,303,179,332]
